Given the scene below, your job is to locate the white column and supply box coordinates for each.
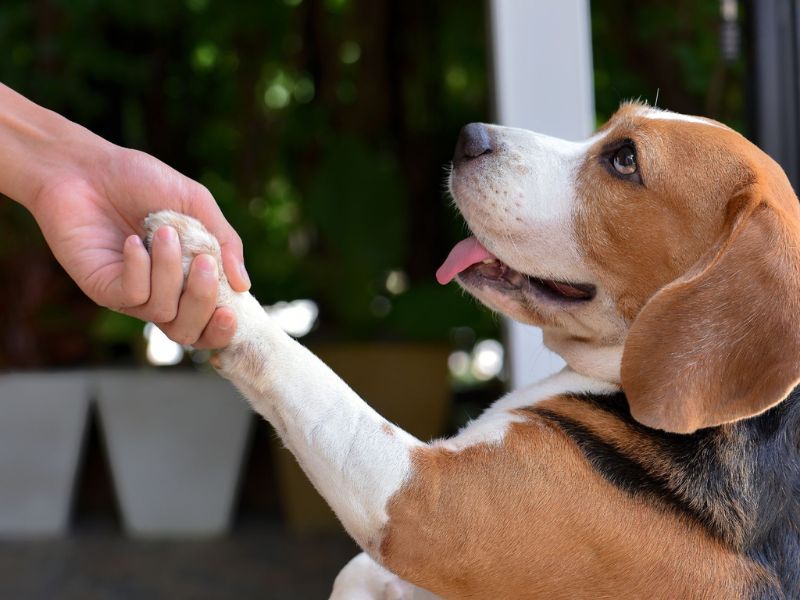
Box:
[488,0,596,388]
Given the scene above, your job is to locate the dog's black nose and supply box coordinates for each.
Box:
[453,123,492,166]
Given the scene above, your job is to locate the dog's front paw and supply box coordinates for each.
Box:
[143,210,233,303]
[143,211,270,382]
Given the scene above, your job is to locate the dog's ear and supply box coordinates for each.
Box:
[621,187,800,433]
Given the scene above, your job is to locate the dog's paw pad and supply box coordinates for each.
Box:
[143,210,223,278]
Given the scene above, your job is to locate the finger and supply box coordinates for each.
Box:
[192,307,237,350]
[183,184,250,292]
[158,254,219,345]
[222,244,250,292]
[146,225,184,323]
[120,235,150,307]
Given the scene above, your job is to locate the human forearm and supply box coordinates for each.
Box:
[0,83,113,210]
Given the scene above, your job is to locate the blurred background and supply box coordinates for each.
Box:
[0,0,776,597]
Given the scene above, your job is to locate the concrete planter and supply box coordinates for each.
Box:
[274,343,451,533]
[0,372,90,537]
[96,370,252,538]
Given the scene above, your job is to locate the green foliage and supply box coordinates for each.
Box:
[304,136,407,331]
[91,310,144,344]
[384,284,498,342]
[592,0,745,131]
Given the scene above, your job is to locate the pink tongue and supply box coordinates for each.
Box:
[436,237,495,284]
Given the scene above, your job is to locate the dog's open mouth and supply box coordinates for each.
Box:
[437,237,596,303]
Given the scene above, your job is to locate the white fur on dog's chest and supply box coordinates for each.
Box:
[438,369,618,452]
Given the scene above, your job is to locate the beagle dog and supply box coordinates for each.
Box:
[144,102,800,599]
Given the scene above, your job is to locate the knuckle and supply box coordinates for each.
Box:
[188,268,218,293]
[187,183,215,209]
[125,289,149,307]
[196,183,213,202]
[229,232,243,250]
[187,282,217,303]
[151,308,178,324]
[219,234,244,259]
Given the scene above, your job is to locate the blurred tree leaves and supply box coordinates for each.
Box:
[305,136,407,331]
[592,0,745,131]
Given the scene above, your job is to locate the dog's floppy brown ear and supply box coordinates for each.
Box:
[621,188,800,433]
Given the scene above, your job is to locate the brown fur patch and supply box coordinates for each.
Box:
[575,104,800,431]
[575,106,753,320]
[380,402,767,599]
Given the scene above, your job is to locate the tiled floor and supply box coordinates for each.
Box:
[0,521,358,600]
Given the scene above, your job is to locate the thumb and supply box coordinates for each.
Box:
[183,184,251,292]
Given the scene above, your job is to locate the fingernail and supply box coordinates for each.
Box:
[239,263,251,288]
[196,254,216,275]
[157,226,176,242]
[126,235,143,249]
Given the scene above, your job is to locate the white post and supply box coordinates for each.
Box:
[488,0,596,389]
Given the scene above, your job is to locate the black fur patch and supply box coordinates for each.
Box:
[528,387,800,596]
[532,407,723,537]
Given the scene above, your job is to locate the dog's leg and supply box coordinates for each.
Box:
[143,211,425,555]
[331,553,440,600]
[220,314,424,554]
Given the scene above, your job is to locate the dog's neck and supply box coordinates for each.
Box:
[542,328,623,383]
[742,387,800,591]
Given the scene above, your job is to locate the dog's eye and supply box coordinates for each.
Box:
[612,145,637,175]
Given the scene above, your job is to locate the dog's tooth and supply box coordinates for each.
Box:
[482,258,496,264]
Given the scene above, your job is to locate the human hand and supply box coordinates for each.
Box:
[29,145,250,349]
[0,83,249,349]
